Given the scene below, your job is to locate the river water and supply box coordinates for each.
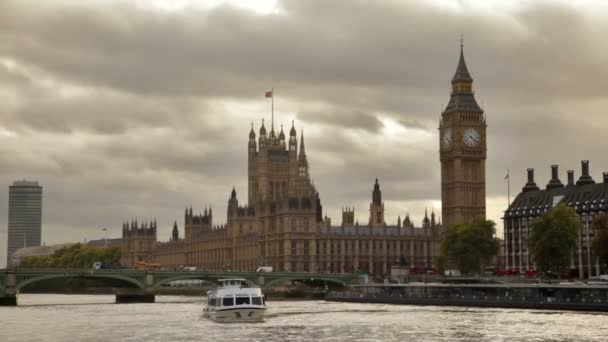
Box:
[1,294,607,341]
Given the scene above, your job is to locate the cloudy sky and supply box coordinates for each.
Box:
[1,0,608,266]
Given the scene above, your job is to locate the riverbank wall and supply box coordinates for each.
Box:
[325,293,608,312]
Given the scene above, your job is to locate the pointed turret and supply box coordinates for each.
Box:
[452,42,473,83]
[278,124,286,147]
[290,120,296,136]
[288,121,297,152]
[443,42,482,114]
[259,119,267,147]
[299,129,307,160]
[172,221,179,241]
[372,178,382,205]
[249,123,256,140]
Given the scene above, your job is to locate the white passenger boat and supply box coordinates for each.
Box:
[203,278,267,323]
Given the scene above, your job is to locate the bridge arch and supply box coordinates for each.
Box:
[263,276,349,290]
[17,273,145,291]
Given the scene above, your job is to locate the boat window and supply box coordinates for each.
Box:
[222,296,234,306]
[236,297,250,305]
[209,298,216,307]
[252,297,262,305]
[262,296,266,305]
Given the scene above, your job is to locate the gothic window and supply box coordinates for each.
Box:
[376,212,381,224]
[304,240,309,256]
[291,240,297,255]
[304,218,309,232]
[291,218,296,232]
[299,166,306,177]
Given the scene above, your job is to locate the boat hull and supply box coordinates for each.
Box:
[204,307,266,323]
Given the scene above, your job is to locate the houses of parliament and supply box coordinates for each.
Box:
[122,45,487,275]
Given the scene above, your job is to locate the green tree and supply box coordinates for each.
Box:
[528,204,580,277]
[441,217,500,275]
[591,214,608,274]
[18,244,121,269]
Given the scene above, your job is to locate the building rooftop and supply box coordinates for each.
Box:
[11,180,41,187]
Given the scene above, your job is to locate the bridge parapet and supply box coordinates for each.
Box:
[0,268,356,305]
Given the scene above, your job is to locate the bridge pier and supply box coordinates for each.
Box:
[115,272,155,304]
[0,269,17,306]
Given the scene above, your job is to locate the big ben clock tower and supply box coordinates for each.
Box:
[439,43,486,228]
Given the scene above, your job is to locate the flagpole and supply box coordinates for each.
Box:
[271,87,274,131]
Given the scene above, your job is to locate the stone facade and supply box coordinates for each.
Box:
[122,122,443,275]
[504,161,608,278]
[439,44,487,228]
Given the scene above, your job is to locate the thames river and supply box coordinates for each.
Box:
[1,294,608,341]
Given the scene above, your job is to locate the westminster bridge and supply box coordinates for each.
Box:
[0,268,355,306]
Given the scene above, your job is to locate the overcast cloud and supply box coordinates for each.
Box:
[1,0,608,266]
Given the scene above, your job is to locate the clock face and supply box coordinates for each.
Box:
[463,127,481,147]
[441,128,452,148]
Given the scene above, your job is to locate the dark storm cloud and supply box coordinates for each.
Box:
[1,0,608,265]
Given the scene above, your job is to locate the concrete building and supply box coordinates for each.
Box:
[6,180,43,267]
[504,161,608,278]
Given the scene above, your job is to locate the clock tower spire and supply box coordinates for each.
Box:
[439,43,486,228]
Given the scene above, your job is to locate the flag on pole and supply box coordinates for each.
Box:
[504,170,509,180]
[265,90,273,98]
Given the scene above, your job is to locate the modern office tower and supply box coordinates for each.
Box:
[6,180,43,267]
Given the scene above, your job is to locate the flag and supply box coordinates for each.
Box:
[504,170,509,180]
[265,90,273,98]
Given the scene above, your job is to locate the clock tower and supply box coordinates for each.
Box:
[439,43,486,228]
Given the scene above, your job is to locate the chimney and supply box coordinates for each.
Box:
[576,160,595,185]
[567,170,575,186]
[604,172,608,184]
[522,168,540,192]
[546,165,564,190]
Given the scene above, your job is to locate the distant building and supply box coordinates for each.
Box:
[6,180,43,267]
[504,161,608,278]
[10,243,74,267]
[87,238,122,248]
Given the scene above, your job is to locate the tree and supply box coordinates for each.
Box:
[441,217,500,275]
[528,204,580,277]
[591,214,608,274]
[19,244,121,268]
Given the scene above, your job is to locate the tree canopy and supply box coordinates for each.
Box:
[19,244,121,269]
[592,214,608,273]
[441,217,500,275]
[528,204,580,276]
